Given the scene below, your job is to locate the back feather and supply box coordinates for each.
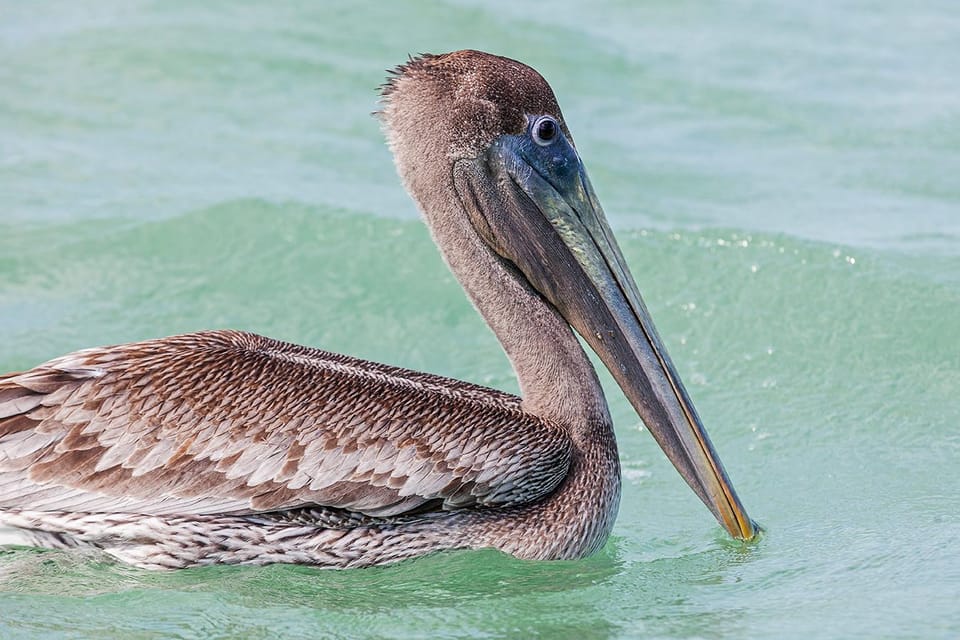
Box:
[0,330,572,519]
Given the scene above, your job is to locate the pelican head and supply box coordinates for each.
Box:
[381,50,756,540]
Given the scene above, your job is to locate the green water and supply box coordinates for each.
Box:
[1,2,958,638]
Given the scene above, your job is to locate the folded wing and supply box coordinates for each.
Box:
[0,331,571,518]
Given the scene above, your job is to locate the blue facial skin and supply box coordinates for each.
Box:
[492,115,588,214]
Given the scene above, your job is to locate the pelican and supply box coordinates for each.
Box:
[0,50,756,569]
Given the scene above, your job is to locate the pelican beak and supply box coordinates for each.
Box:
[454,123,758,540]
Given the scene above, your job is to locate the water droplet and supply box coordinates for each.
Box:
[623,468,652,484]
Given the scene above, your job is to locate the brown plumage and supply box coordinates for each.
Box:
[1,331,571,516]
[0,50,755,569]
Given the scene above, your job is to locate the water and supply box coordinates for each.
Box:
[1,1,958,638]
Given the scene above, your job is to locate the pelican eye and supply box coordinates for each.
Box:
[532,116,559,146]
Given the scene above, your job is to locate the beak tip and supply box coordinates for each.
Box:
[733,517,763,542]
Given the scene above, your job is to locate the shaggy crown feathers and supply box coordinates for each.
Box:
[379,50,570,160]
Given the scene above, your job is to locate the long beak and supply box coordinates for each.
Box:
[455,133,757,540]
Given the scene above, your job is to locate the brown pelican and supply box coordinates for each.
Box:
[0,50,756,569]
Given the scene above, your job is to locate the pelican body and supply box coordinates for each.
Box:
[0,51,756,569]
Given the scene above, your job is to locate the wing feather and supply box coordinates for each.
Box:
[0,330,571,518]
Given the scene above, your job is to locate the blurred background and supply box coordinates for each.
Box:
[1,2,958,638]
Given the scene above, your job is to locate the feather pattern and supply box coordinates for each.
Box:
[0,330,572,519]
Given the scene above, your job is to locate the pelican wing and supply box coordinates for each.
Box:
[0,331,571,518]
